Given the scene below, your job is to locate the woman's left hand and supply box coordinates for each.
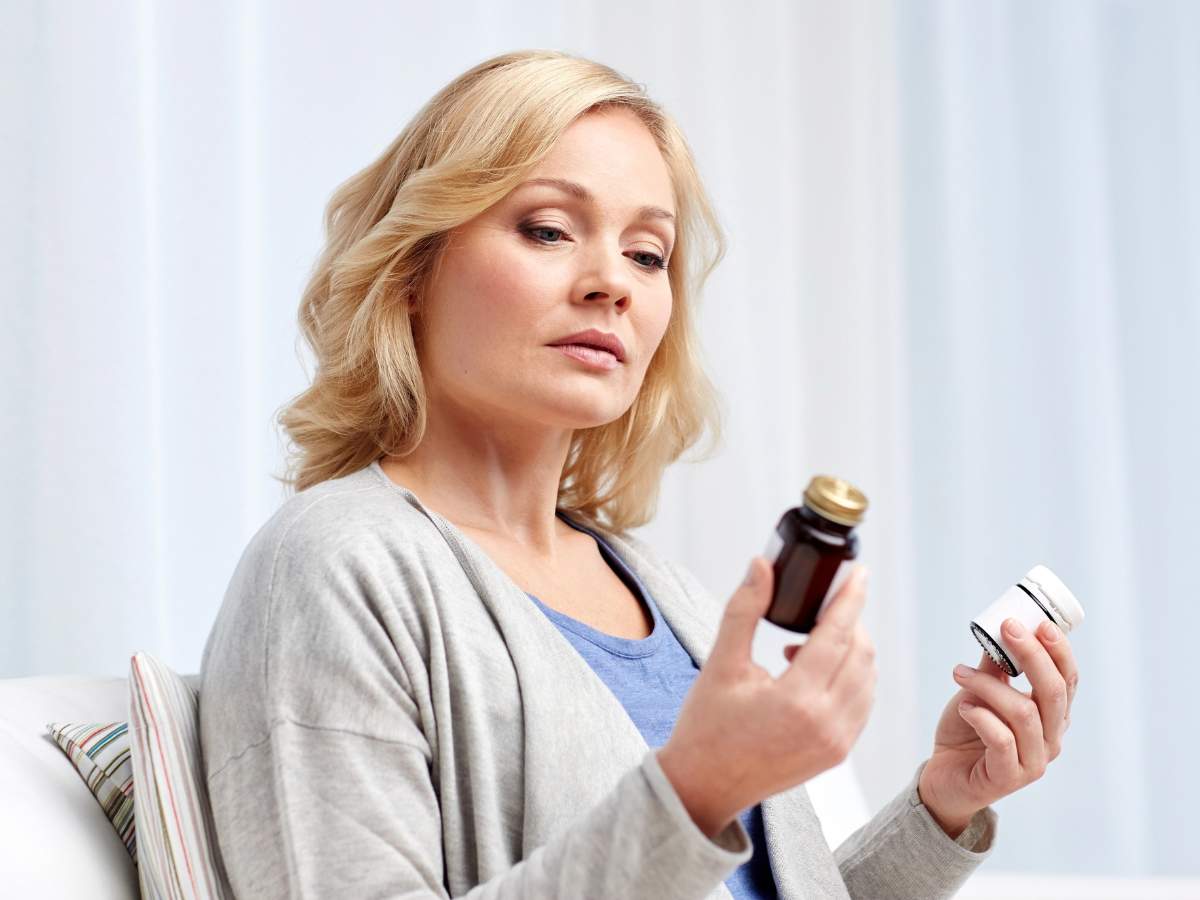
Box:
[918,617,1080,837]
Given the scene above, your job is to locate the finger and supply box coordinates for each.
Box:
[1001,618,1068,756]
[836,658,877,748]
[828,620,876,700]
[819,629,877,755]
[780,564,868,689]
[977,649,1011,686]
[957,699,1022,785]
[828,635,877,739]
[710,556,774,672]
[953,664,1047,774]
[814,564,867,628]
[1034,619,1080,709]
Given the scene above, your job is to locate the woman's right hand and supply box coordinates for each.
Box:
[657,556,876,839]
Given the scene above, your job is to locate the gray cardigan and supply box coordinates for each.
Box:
[199,460,997,899]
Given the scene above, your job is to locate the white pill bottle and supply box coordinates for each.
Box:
[970,565,1085,676]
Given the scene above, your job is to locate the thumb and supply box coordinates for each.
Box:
[710,556,773,669]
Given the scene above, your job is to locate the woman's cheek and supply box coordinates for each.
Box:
[645,299,673,364]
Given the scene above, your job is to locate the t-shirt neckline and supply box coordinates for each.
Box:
[366,458,664,656]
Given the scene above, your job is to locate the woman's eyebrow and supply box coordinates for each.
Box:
[514,177,676,224]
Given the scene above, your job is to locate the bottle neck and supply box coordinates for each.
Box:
[800,502,857,534]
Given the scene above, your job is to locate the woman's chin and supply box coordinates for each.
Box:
[536,399,632,431]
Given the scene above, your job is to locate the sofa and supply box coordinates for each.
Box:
[1,672,185,897]
[0,654,232,899]
[0,664,872,899]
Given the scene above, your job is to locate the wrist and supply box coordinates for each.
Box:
[656,744,736,840]
[917,766,976,840]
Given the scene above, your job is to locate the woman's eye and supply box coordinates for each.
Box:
[521,224,668,272]
[630,250,668,271]
[522,224,567,243]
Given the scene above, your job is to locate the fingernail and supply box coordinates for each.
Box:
[954,664,975,679]
[858,565,869,586]
[1004,618,1026,638]
[959,700,977,712]
[1040,621,1062,642]
[743,558,758,588]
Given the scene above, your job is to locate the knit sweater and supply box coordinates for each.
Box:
[199,459,998,898]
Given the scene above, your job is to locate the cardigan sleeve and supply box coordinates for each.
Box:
[652,548,999,898]
[200,532,753,900]
[833,758,998,899]
[203,723,753,899]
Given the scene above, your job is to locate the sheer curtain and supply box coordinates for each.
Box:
[890,0,1199,882]
[4,0,1196,887]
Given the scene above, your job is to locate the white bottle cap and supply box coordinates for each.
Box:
[1022,564,1085,631]
[970,564,1084,677]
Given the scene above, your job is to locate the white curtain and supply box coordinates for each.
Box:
[890,0,1199,881]
[4,0,1196,886]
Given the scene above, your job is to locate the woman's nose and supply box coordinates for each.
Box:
[578,249,633,309]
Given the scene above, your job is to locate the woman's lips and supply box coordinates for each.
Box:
[550,343,622,371]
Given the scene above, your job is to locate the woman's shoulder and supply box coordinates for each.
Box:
[203,463,453,670]
[243,461,446,574]
[200,463,443,774]
[202,462,451,666]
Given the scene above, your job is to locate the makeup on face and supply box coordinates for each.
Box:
[551,343,622,370]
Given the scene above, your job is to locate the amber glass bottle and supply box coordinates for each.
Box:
[762,475,869,633]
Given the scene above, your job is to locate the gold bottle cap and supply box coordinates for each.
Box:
[804,475,869,527]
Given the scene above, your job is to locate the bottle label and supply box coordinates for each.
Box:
[763,528,785,564]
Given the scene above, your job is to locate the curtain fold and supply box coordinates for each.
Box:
[895,0,1198,877]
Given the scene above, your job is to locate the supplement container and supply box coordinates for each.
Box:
[761,475,869,634]
[970,565,1085,676]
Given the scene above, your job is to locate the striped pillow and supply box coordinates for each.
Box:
[129,651,234,899]
[46,721,137,862]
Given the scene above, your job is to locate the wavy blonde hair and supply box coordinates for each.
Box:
[275,49,727,534]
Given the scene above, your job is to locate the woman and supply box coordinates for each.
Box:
[200,49,1080,899]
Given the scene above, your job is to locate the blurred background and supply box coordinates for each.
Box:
[3,1,1197,895]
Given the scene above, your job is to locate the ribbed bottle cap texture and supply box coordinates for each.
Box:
[804,475,869,527]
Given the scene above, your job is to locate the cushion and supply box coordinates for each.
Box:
[46,721,137,861]
[0,675,140,898]
[129,651,233,899]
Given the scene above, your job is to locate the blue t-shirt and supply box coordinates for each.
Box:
[524,510,779,900]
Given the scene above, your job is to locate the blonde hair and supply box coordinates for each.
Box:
[275,49,727,534]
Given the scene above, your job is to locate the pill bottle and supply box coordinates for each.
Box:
[970,565,1085,676]
[761,475,869,634]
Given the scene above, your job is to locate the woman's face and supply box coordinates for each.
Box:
[415,107,676,435]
